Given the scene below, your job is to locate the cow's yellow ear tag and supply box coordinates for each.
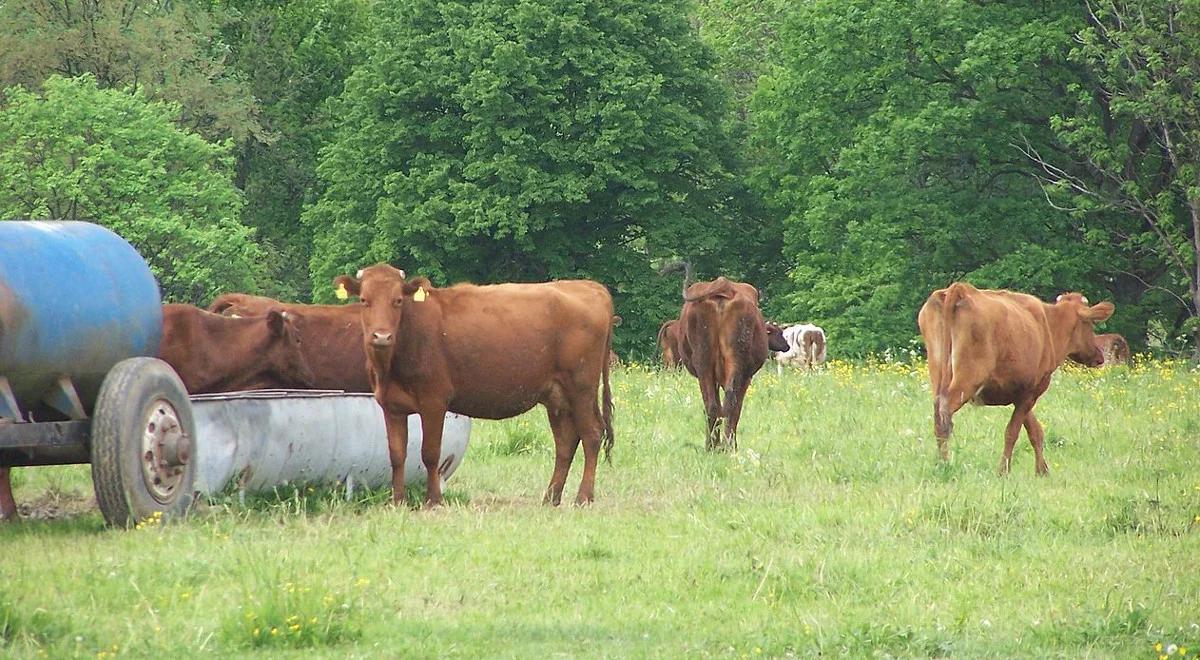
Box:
[334,282,348,300]
[413,287,427,302]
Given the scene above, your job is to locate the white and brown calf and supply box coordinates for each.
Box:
[775,324,827,374]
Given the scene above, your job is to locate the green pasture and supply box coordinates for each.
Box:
[2,360,1198,658]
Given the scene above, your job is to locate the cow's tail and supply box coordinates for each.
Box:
[935,283,968,438]
[601,314,615,463]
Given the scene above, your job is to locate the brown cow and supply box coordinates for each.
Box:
[1093,333,1130,366]
[158,304,316,394]
[334,265,614,507]
[917,283,1114,475]
[207,293,371,392]
[658,319,683,368]
[764,322,790,354]
[678,277,784,450]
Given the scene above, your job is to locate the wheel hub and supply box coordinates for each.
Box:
[140,399,190,504]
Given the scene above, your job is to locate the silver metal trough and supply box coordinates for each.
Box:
[189,390,471,495]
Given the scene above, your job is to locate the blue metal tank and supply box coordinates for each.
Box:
[0,221,162,417]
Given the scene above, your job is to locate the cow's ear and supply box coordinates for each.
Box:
[266,309,286,336]
[333,275,361,300]
[1084,301,1114,323]
[402,276,432,296]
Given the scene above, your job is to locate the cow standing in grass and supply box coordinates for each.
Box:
[775,323,827,374]
[658,319,683,368]
[678,277,788,451]
[334,265,614,507]
[1093,333,1130,366]
[917,283,1114,475]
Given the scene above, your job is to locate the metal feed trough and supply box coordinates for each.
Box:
[0,221,469,526]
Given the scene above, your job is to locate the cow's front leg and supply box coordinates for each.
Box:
[1023,410,1049,476]
[0,468,16,520]
[419,407,449,507]
[382,412,409,506]
[999,400,1035,476]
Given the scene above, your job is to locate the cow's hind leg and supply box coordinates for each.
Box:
[935,374,981,462]
[721,372,752,452]
[1024,411,1049,476]
[569,394,603,505]
[543,406,578,506]
[697,375,723,450]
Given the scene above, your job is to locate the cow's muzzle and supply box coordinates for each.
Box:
[370,331,394,348]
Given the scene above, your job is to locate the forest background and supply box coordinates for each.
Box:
[2,0,1198,359]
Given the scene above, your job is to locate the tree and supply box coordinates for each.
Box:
[0,75,264,303]
[0,0,261,142]
[305,0,742,356]
[1023,0,1200,354]
[751,0,1137,354]
[217,0,371,300]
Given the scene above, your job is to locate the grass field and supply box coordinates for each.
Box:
[2,359,1198,658]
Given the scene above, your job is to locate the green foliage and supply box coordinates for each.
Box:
[0,0,261,142]
[220,580,361,650]
[218,0,372,300]
[304,0,740,353]
[1045,0,1200,353]
[751,0,1117,354]
[0,75,264,303]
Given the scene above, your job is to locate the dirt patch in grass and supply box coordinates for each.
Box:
[17,488,95,521]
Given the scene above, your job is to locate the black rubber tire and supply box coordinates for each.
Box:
[90,357,196,528]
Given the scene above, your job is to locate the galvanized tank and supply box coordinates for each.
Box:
[189,391,472,494]
[0,221,162,416]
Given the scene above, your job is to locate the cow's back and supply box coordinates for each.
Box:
[920,285,1055,395]
[680,282,769,383]
[208,294,369,392]
[409,280,613,418]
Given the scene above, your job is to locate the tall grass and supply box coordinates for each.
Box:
[1,358,1197,657]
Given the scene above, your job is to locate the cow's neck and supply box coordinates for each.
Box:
[1041,304,1078,366]
[386,301,441,382]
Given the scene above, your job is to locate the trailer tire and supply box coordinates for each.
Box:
[91,358,196,528]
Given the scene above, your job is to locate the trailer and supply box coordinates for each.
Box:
[0,221,469,526]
